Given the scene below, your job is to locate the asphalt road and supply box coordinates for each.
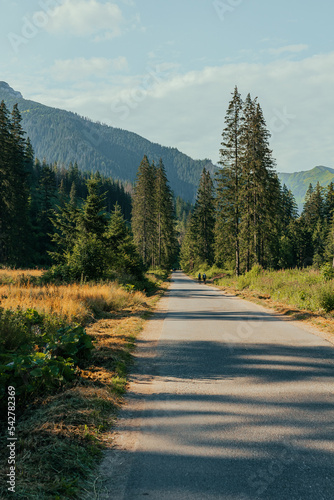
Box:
[99,271,334,500]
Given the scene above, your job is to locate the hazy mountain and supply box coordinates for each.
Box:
[0,82,215,202]
[278,165,334,212]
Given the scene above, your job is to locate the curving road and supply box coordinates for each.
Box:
[99,271,334,500]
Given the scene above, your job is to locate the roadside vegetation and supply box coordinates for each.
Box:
[0,268,168,499]
[191,264,334,335]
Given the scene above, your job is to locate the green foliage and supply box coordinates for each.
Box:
[0,308,32,352]
[0,307,93,410]
[0,352,75,402]
[317,287,334,312]
[43,324,93,364]
[321,263,334,281]
[132,156,178,270]
[67,234,107,281]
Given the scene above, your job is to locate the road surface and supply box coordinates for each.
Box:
[98,271,334,500]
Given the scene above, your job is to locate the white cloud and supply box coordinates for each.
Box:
[51,56,128,80]
[267,44,309,56]
[30,51,334,173]
[42,0,123,38]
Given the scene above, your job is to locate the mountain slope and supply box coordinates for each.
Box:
[0,82,215,202]
[278,165,334,212]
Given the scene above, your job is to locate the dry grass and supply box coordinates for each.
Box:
[0,268,44,280]
[0,271,169,499]
[0,281,147,324]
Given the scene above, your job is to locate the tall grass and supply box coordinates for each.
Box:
[213,266,334,314]
[0,281,147,324]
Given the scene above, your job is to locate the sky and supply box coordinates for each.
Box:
[1,0,334,172]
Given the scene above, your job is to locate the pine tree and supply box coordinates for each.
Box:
[191,168,215,265]
[244,100,278,268]
[215,86,243,275]
[278,184,299,268]
[35,162,57,265]
[79,177,108,238]
[64,177,108,280]
[154,159,178,269]
[302,182,324,227]
[50,193,80,264]
[0,103,31,265]
[0,101,12,263]
[324,182,334,221]
[132,156,156,267]
[179,215,197,272]
[105,203,143,277]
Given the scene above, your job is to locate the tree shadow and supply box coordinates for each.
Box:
[117,339,334,499]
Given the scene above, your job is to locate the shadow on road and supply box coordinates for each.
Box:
[109,272,334,500]
[122,339,334,499]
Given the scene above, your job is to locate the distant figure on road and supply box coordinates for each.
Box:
[198,273,201,282]
[203,273,206,284]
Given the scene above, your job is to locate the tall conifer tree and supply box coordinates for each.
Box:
[154,159,178,268]
[132,156,156,267]
[216,86,243,275]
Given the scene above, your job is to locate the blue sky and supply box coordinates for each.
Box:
[1,0,334,171]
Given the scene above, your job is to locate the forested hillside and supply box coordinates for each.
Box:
[0,81,215,202]
[278,165,334,212]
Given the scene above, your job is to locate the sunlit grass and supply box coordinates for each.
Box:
[211,266,334,314]
[0,269,169,499]
[0,281,147,323]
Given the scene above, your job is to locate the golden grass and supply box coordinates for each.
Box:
[0,269,169,498]
[0,281,147,323]
[0,286,166,499]
[0,268,44,279]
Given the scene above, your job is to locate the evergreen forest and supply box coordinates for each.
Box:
[180,87,334,275]
[2,89,334,280]
[0,100,179,279]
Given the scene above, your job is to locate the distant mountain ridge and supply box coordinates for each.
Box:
[278,165,334,212]
[0,82,215,202]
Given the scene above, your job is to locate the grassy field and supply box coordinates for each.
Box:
[0,279,147,324]
[0,269,168,499]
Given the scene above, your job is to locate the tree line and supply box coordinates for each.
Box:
[180,87,334,274]
[0,100,178,279]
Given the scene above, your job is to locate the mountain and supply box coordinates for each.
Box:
[278,165,334,213]
[0,82,215,202]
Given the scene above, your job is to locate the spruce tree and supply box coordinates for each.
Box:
[0,101,11,263]
[191,168,215,265]
[324,182,334,221]
[132,156,156,267]
[154,159,178,269]
[278,184,299,268]
[215,86,243,275]
[80,177,108,238]
[105,203,143,277]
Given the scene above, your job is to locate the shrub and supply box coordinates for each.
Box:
[0,308,94,410]
[0,352,75,407]
[0,308,32,353]
[317,288,334,313]
[321,263,334,282]
[44,325,93,365]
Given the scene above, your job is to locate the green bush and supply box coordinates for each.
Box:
[321,263,334,282]
[44,325,93,365]
[0,308,32,352]
[317,288,334,312]
[0,308,94,410]
[0,352,75,406]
